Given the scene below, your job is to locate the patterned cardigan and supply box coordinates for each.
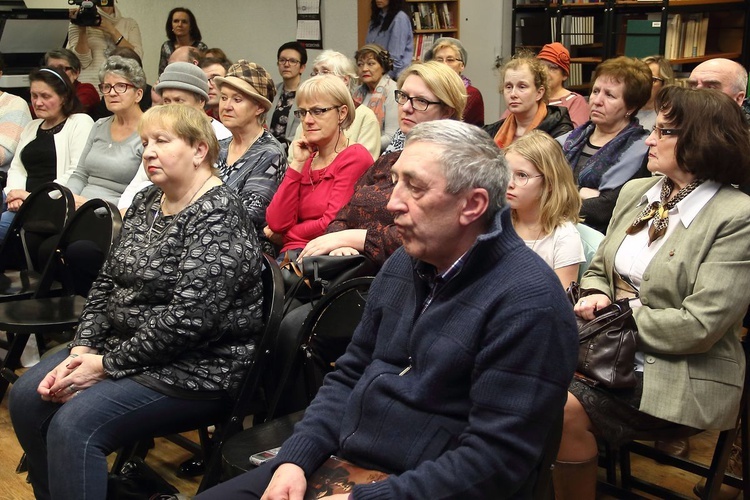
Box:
[70,184,264,399]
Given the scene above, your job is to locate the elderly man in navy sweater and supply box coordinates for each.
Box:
[199,120,578,499]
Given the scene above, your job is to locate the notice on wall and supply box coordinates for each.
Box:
[297,0,322,49]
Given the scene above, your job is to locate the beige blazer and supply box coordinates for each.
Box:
[582,177,750,430]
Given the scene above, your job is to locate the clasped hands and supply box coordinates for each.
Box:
[37,350,106,404]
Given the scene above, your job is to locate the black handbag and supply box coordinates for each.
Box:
[280,252,375,307]
[576,299,638,389]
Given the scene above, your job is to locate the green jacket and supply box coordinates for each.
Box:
[582,176,750,430]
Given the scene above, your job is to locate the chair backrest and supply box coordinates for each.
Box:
[35,198,123,298]
[576,223,605,280]
[0,182,75,273]
[229,253,286,423]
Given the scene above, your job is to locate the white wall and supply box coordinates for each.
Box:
[119,0,511,122]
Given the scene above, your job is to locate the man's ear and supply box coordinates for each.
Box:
[459,188,490,226]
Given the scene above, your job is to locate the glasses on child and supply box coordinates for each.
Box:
[511,171,543,186]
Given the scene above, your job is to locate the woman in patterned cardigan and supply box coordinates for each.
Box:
[9,105,264,500]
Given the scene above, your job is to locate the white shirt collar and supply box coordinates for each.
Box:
[638,176,721,228]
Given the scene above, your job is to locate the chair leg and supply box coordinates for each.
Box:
[0,332,30,401]
[703,427,739,499]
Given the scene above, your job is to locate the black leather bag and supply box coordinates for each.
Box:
[281,252,375,301]
[576,299,638,389]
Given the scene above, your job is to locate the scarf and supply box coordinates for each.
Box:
[626,177,704,245]
[563,120,646,189]
[493,102,547,149]
[352,76,391,127]
[383,129,406,155]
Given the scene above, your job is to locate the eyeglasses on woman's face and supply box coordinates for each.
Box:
[293,106,340,119]
[434,56,462,64]
[651,125,679,140]
[511,171,543,186]
[394,90,441,111]
[311,68,335,77]
[278,58,301,66]
[99,82,136,95]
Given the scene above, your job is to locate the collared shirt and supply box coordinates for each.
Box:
[416,252,469,315]
[614,176,721,290]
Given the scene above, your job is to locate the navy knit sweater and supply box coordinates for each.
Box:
[275,207,578,499]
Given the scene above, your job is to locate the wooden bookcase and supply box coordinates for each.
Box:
[511,0,749,92]
[357,0,460,62]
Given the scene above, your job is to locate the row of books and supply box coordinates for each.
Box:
[410,2,454,31]
[566,62,587,87]
[550,15,597,48]
[413,34,436,61]
[665,13,709,59]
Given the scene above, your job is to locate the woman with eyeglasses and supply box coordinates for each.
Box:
[65,55,144,208]
[485,52,574,149]
[636,55,675,132]
[353,44,399,152]
[265,75,373,256]
[424,37,484,127]
[556,56,652,234]
[504,130,584,287]
[0,66,93,241]
[298,62,465,268]
[555,86,750,500]
[287,50,381,162]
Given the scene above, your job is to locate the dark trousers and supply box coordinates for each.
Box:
[195,459,278,499]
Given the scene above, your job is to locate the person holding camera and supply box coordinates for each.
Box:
[66,0,143,90]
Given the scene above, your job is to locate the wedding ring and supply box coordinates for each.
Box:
[68,384,77,393]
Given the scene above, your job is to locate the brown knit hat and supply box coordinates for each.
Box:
[537,43,571,76]
[213,59,275,110]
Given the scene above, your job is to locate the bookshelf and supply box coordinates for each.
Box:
[511,0,749,92]
[357,0,460,62]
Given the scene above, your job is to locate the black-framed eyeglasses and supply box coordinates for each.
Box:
[652,76,665,83]
[394,90,442,111]
[293,106,339,119]
[651,125,680,140]
[511,171,543,186]
[278,58,301,66]
[99,82,136,95]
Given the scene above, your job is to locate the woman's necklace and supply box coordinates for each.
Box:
[147,176,214,243]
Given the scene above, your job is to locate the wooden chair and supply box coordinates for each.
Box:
[600,336,750,499]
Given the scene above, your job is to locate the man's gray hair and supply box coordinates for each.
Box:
[405,120,509,219]
[732,61,749,96]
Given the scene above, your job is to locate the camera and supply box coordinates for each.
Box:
[68,0,112,27]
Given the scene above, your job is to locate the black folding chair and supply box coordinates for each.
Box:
[0,198,122,401]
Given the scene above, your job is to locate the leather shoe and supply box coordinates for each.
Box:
[176,455,204,478]
[654,438,691,459]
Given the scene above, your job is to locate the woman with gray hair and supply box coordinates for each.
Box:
[65,55,144,207]
[288,50,381,162]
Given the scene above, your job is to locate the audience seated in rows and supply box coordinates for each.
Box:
[299,61,466,269]
[200,57,231,123]
[90,47,153,121]
[353,44,399,152]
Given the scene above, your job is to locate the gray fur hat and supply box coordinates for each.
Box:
[155,62,209,101]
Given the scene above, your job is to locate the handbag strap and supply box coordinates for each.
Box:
[578,300,633,343]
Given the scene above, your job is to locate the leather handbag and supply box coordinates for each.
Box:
[576,298,638,389]
[280,252,375,306]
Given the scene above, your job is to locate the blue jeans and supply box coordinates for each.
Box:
[9,349,226,500]
[0,191,15,243]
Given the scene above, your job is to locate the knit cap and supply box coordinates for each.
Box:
[155,62,209,101]
[536,42,571,76]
